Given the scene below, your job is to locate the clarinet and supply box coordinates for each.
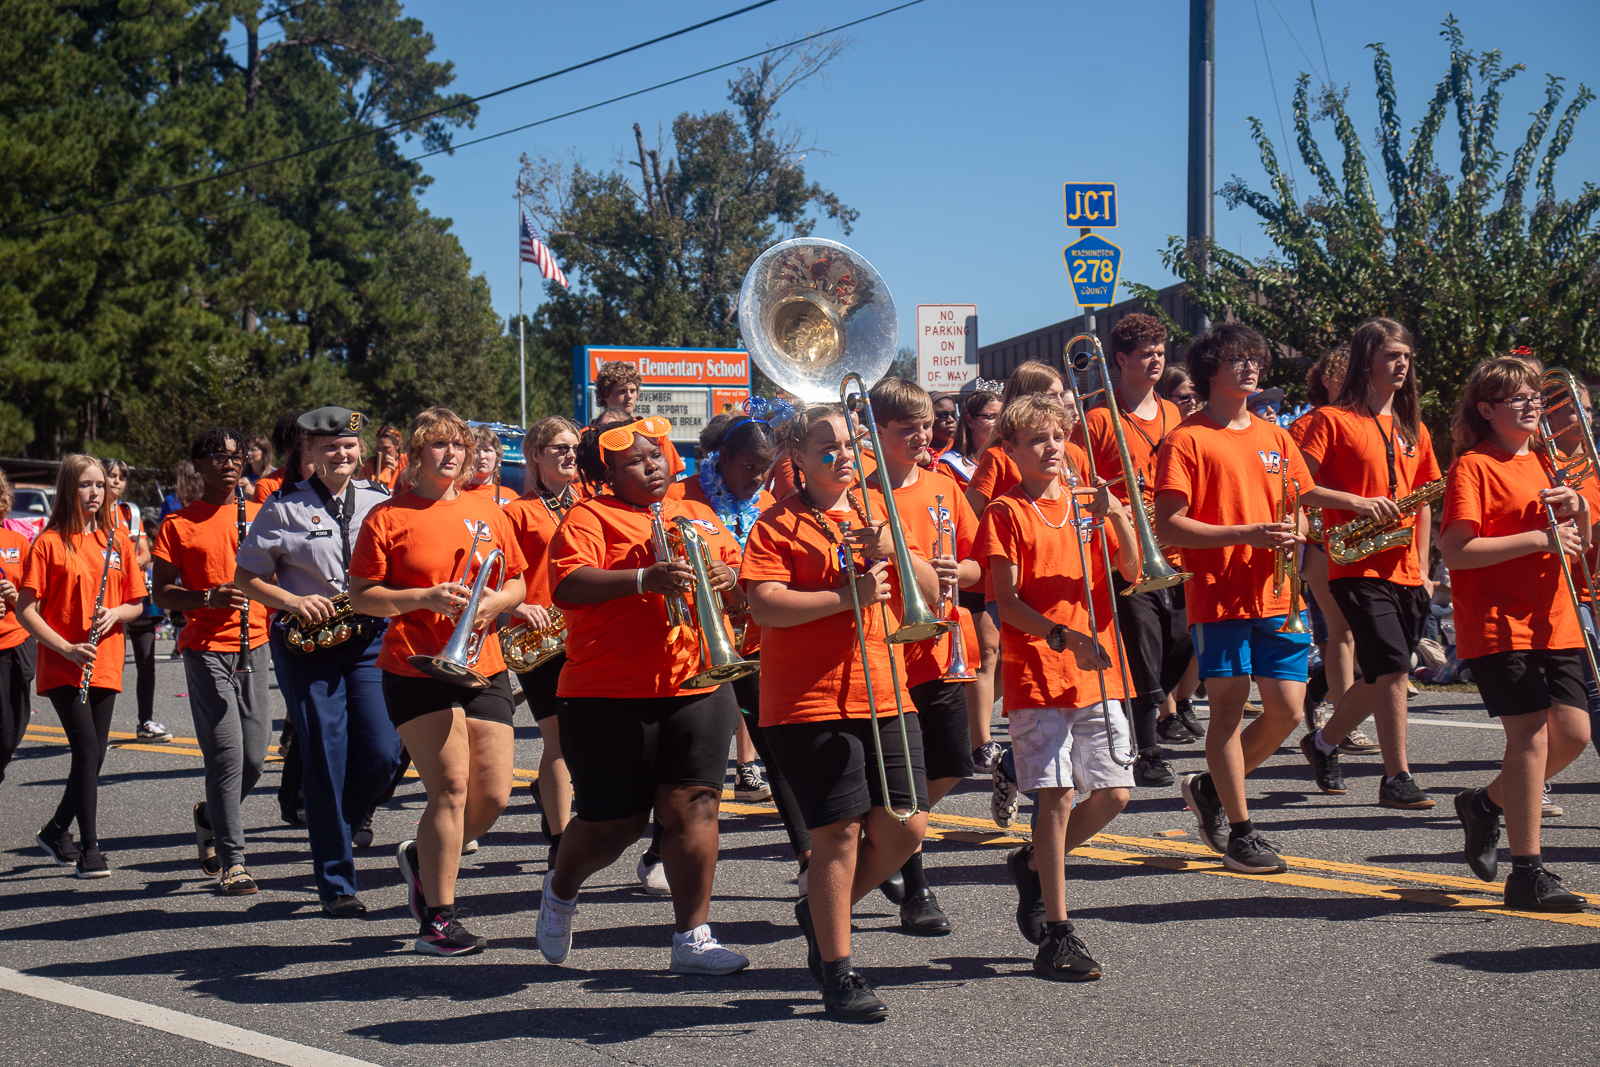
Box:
[77,520,117,705]
[235,484,253,674]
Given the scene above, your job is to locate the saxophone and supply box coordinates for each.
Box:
[1325,477,1447,566]
[499,607,566,673]
[284,593,359,653]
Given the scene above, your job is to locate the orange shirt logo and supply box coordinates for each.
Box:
[1257,449,1284,474]
[0,548,18,563]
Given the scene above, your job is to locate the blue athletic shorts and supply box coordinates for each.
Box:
[1191,616,1312,681]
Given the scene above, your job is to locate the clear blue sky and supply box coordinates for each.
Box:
[272,1,1600,351]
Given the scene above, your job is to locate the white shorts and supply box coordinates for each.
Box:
[1008,702,1135,794]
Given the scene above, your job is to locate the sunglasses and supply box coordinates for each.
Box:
[598,415,673,454]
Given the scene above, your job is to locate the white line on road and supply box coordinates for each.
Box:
[0,966,382,1067]
[1407,717,1504,731]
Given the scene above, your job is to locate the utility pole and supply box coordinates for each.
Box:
[1186,0,1215,338]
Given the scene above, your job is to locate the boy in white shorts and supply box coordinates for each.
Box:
[971,396,1139,981]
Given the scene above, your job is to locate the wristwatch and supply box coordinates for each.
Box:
[1045,624,1069,653]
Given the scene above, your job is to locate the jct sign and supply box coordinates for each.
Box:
[573,345,751,447]
[915,305,978,393]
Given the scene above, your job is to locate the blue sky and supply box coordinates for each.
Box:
[273,1,1600,350]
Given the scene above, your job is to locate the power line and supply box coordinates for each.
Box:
[1266,0,1329,85]
[1254,0,1299,192]
[0,0,782,237]
[1307,0,1333,85]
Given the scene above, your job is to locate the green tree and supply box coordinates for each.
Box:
[1133,17,1599,428]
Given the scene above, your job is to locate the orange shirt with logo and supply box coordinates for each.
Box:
[1442,443,1584,658]
[548,495,742,699]
[0,529,31,650]
[973,488,1128,712]
[465,482,517,507]
[862,467,977,687]
[23,527,146,694]
[740,495,912,726]
[1155,412,1314,625]
[349,489,527,679]
[152,500,271,653]
[1297,406,1442,585]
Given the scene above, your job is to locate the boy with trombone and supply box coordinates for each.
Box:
[974,394,1140,981]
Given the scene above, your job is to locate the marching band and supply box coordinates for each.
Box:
[9,238,1596,1023]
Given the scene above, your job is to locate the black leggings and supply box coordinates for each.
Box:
[42,685,116,848]
[126,618,158,726]
[0,641,34,785]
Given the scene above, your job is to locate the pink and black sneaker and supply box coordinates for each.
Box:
[415,907,487,957]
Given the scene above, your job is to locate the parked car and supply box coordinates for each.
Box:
[6,484,53,540]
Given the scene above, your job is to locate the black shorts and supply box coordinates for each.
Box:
[909,678,974,779]
[515,652,565,721]
[1328,578,1429,684]
[559,687,740,822]
[764,714,928,830]
[1467,648,1588,718]
[1111,575,1193,711]
[958,589,987,616]
[731,654,761,719]
[382,670,515,728]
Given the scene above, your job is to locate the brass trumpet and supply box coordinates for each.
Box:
[499,606,566,673]
[670,514,761,688]
[933,493,976,683]
[1275,468,1311,635]
[284,592,358,654]
[408,522,507,689]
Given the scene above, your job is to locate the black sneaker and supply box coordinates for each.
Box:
[972,740,1004,775]
[1179,773,1228,855]
[321,894,369,917]
[794,897,823,982]
[1157,716,1196,744]
[1007,846,1047,945]
[991,750,1020,827]
[193,802,220,876]
[353,814,375,849]
[1299,734,1347,795]
[1377,772,1436,810]
[36,828,79,867]
[899,887,952,936]
[822,968,890,1023]
[1175,700,1205,738]
[415,908,488,956]
[1033,921,1102,982]
[75,848,110,879]
[1503,865,1585,912]
[1454,788,1501,882]
[1223,831,1287,874]
[733,762,771,802]
[1133,749,1175,788]
[877,868,906,905]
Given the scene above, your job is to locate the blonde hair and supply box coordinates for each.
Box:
[1451,356,1539,458]
[997,395,1072,443]
[1000,361,1064,408]
[406,406,474,489]
[44,454,107,550]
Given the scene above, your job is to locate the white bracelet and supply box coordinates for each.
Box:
[636,568,646,595]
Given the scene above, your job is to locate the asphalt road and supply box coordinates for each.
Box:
[1,639,1596,1067]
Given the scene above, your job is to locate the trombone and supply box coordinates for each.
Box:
[1536,368,1600,682]
[1067,334,1191,595]
[1274,468,1311,634]
[408,522,507,689]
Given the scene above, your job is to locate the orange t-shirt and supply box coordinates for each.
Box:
[1572,470,1600,597]
[359,453,408,492]
[740,495,911,726]
[767,452,797,501]
[976,441,1090,602]
[152,500,271,653]
[548,495,742,699]
[23,527,146,694]
[251,467,286,503]
[1297,406,1442,585]
[973,488,1128,712]
[502,494,572,606]
[349,489,528,679]
[1080,396,1183,506]
[1155,412,1314,625]
[1441,442,1584,658]
[466,481,517,507]
[863,467,977,687]
[0,529,31,650]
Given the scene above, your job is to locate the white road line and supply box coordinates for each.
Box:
[0,966,381,1067]
[1407,717,1504,731]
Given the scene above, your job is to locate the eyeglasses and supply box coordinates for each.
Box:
[933,410,959,422]
[206,452,245,467]
[1226,357,1267,371]
[543,444,577,456]
[598,415,673,453]
[971,413,999,423]
[1491,395,1545,411]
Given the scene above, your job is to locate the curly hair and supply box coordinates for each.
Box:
[1305,344,1349,407]
[594,361,643,406]
[1109,312,1167,362]
[1186,323,1270,401]
[406,406,473,489]
[189,426,245,464]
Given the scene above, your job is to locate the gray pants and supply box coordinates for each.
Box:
[184,648,273,869]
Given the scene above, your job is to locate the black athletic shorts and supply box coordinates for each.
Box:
[764,714,928,830]
[1328,577,1429,684]
[1111,574,1193,711]
[559,686,740,822]
[515,651,565,721]
[382,669,516,728]
[909,677,974,779]
[958,589,987,616]
[1467,648,1588,718]
[732,655,761,719]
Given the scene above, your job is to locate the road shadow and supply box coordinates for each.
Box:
[1433,943,1600,973]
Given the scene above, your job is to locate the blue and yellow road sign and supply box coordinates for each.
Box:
[1062,234,1122,307]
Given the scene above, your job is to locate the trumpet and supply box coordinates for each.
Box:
[933,493,975,683]
[1326,478,1447,566]
[284,592,358,653]
[649,502,693,634]
[1536,367,1600,682]
[498,606,566,673]
[1275,468,1311,634]
[1068,335,1191,594]
[667,513,761,688]
[408,521,507,689]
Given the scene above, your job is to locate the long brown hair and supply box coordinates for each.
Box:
[1336,319,1421,446]
[955,390,1001,458]
[1451,356,1539,458]
[1000,361,1064,409]
[44,454,108,551]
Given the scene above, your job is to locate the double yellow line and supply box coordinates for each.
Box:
[24,723,1598,928]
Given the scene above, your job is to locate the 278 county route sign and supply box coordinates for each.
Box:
[1062,233,1122,308]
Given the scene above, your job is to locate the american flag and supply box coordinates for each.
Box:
[520,211,569,289]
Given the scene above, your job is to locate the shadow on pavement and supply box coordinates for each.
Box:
[1432,944,1600,972]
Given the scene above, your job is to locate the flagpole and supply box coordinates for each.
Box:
[517,201,527,428]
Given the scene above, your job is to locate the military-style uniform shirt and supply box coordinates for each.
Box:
[236,478,390,597]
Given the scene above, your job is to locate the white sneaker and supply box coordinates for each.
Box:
[637,856,671,896]
[669,925,749,975]
[1542,784,1564,818]
[461,839,479,855]
[136,721,173,743]
[537,870,576,964]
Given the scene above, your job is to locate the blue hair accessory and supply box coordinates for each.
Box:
[743,394,796,426]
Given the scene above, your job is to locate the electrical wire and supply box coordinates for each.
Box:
[1266,0,1329,86]
[1254,0,1299,192]
[1307,0,1333,86]
[0,0,782,237]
